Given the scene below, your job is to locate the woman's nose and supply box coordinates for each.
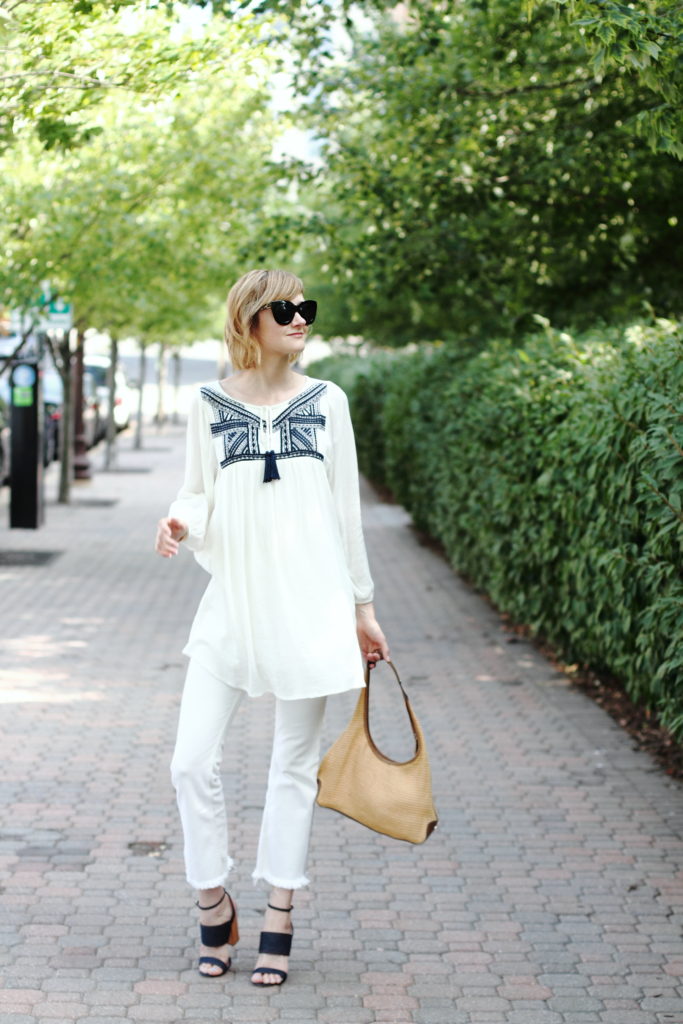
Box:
[291,311,307,326]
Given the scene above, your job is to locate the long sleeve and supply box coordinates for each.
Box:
[326,386,374,604]
[168,391,216,552]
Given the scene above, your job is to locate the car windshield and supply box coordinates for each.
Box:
[84,364,108,388]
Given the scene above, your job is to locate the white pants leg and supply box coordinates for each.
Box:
[252,693,327,890]
[170,658,326,891]
[170,660,244,890]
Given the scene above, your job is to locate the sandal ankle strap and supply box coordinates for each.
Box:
[196,888,227,911]
[267,901,293,913]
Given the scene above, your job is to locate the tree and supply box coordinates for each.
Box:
[0,5,280,497]
[223,0,683,158]
[279,0,683,342]
[0,0,237,151]
[526,0,683,158]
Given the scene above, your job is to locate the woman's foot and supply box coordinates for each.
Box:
[197,887,238,977]
[251,887,293,986]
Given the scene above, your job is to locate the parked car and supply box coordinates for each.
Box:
[41,368,63,464]
[39,367,100,457]
[81,369,100,449]
[84,355,133,436]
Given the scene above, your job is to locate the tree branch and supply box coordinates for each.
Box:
[0,69,127,89]
[0,334,29,376]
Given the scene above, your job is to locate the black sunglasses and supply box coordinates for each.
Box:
[261,299,317,326]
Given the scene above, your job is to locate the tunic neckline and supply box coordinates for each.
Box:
[208,376,315,410]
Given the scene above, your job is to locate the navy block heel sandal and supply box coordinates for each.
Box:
[250,902,294,987]
[196,888,239,977]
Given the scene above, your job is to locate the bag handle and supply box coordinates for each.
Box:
[362,659,424,766]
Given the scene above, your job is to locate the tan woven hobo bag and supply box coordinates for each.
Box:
[316,660,438,844]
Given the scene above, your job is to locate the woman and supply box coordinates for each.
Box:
[155,269,389,986]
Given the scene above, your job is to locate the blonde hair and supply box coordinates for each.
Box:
[224,269,305,370]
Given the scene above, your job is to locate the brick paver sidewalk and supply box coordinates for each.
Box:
[1,422,683,1024]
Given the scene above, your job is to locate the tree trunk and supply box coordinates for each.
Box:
[72,330,91,480]
[104,335,118,470]
[171,350,181,425]
[155,342,167,427]
[134,342,147,451]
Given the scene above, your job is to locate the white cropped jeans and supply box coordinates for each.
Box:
[170,659,327,891]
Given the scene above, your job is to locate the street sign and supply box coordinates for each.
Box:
[44,298,73,330]
[12,363,36,406]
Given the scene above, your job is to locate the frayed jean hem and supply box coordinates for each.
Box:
[186,857,234,892]
[251,869,310,890]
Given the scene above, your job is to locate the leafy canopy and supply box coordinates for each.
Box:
[0,0,251,151]
[269,0,683,342]
[525,0,683,158]
[0,5,279,346]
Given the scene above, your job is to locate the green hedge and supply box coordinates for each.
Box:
[310,321,683,737]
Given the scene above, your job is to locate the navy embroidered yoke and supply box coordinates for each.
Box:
[200,381,327,481]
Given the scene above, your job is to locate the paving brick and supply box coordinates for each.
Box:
[505,1013,564,1023]
[126,1008,185,1022]
[412,1012,468,1024]
[76,1019,132,1024]
[32,1004,88,1019]
[0,990,44,1005]
[318,1011,374,1023]
[133,981,186,997]
[498,982,553,999]
[599,1014,662,1023]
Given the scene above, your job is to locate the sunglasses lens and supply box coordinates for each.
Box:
[270,300,295,325]
[300,300,317,325]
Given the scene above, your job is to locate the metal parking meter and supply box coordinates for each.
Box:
[9,360,44,529]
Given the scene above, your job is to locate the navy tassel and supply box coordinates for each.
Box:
[263,450,280,483]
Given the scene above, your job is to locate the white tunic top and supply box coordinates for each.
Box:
[169,376,374,700]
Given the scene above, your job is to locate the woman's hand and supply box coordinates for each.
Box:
[356,603,390,667]
[155,516,188,558]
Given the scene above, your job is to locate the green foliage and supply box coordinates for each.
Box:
[318,320,683,737]
[245,0,683,158]
[0,10,277,344]
[527,0,683,158]
[305,352,370,397]
[0,0,241,152]
[274,1,683,343]
[309,348,397,487]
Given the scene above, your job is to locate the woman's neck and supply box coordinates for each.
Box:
[223,359,304,405]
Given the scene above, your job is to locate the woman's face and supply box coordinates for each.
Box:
[253,292,309,361]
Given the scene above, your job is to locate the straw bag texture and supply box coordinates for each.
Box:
[316,660,438,844]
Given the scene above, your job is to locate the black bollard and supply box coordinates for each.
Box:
[9,360,44,529]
